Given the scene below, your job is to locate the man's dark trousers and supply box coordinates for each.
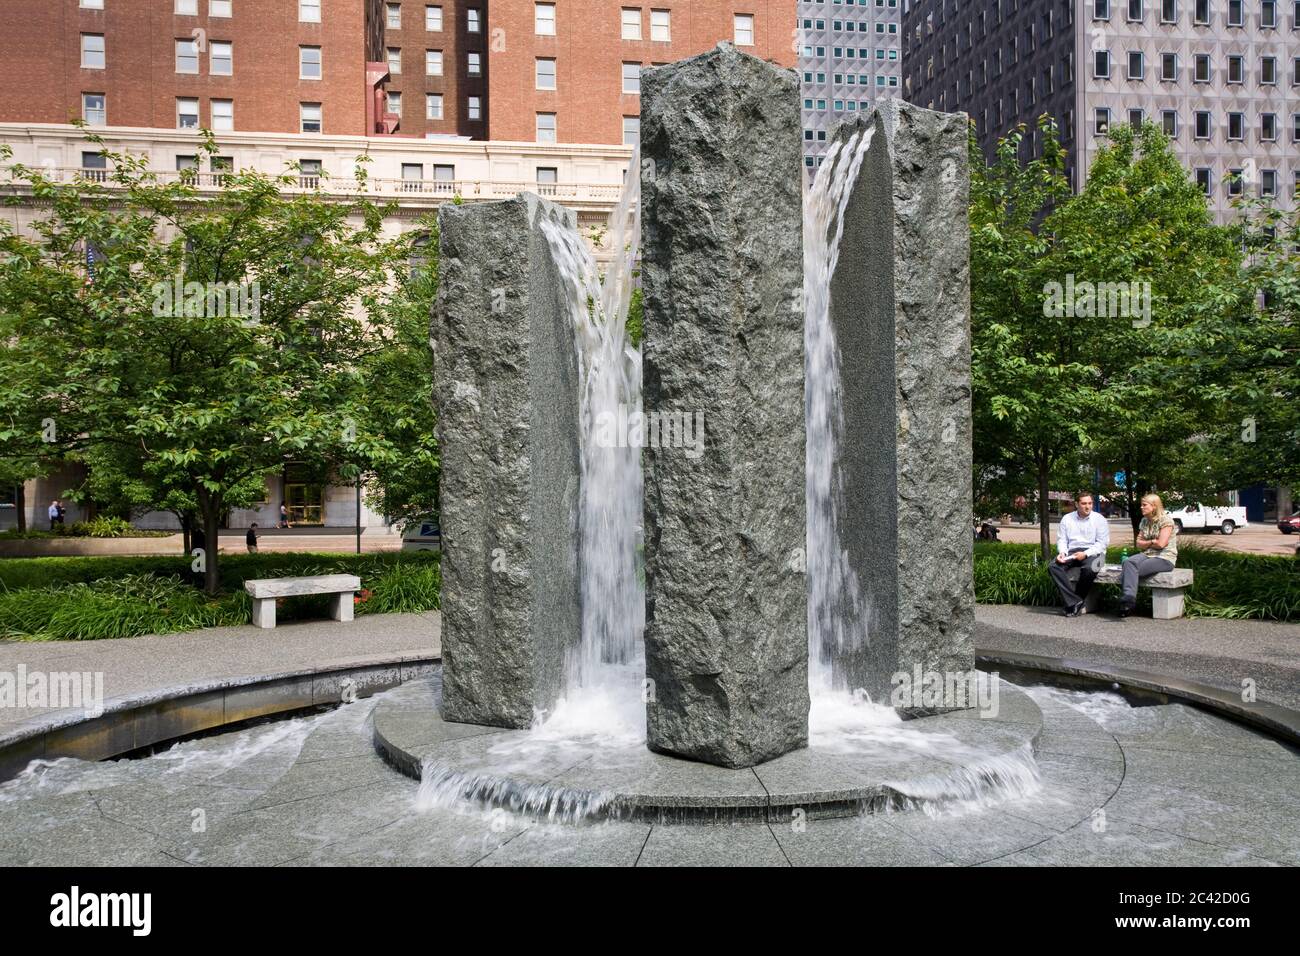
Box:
[1049,557,1097,612]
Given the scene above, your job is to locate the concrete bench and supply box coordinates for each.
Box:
[1082,566,1194,620]
[243,574,362,629]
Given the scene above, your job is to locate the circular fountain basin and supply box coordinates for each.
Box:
[373,674,1044,823]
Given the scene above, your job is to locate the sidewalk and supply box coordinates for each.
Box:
[975,604,1300,713]
[0,611,440,734]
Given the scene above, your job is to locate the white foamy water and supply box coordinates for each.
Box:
[534,153,646,741]
[804,128,875,696]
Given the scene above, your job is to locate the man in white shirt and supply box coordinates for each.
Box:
[48,500,60,531]
[1049,491,1110,617]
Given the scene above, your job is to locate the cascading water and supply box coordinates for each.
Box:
[804,128,875,699]
[532,154,646,744]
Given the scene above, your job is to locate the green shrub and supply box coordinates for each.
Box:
[69,515,136,538]
[0,552,439,640]
[973,541,1299,621]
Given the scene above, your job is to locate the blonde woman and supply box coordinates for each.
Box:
[1120,493,1178,617]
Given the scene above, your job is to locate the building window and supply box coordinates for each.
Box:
[1093,0,1111,19]
[1227,0,1243,26]
[1194,110,1211,138]
[426,93,443,119]
[1261,169,1277,197]
[651,9,670,41]
[401,164,423,191]
[535,3,555,35]
[1263,0,1278,26]
[211,98,233,130]
[300,102,322,132]
[175,0,198,13]
[1228,169,1243,196]
[386,2,401,28]
[434,164,454,184]
[468,52,481,76]
[176,98,199,129]
[1094,50,1110,78]
[622,61,640,94]
[1294,113,1300,142]
[300,0,320,22]
[426,50,443,75]
[1161,52,1177,80]
[175,38,199,73]
[734,13,754,46]
[1194,0,1209,23]
[1161,0,1176,22]
[1227,55,1243,83]
[80,0,104,7]
[387,91,401,114]
[210,0,232,16]
[1128,108,1144,129]
[468,96,481,120]
[81,34,105,69]
[300,46,321,79]
[1127,51,1144,79]
[1262,57,1277,84]
[211,41,232,75]
[1227,111,1244,140]
[537,167,558,194]
[1161,109,1177,136]
[1127,0,1143,20]
[1094,107,1111,135]
[536,58,556,89]
[387,48,401,75]
[176,155,199,178]
[81,152,108,180]
[1195,167,1211,195]
[299,159,322,186]
[1262,112,1277,140]
[621,8,641,40]
[623,116,640,145]
[467,8,480,32]
[536,111,556,142]
[1294,57,1300,85]
[1193,54,1210,82]
[82,93,106,125]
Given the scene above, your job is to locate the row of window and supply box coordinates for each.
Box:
[1093,106,1300,145]
[77,93,326,132]
[1092,0,1298,29]
[385,3,471,32]
[386,48,479,78]
[1093,50,1300,86]
[78,0,340,20]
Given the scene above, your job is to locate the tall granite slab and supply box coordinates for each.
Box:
[640,44,809,768]
[827,102,975,713]
[432,194,581,728]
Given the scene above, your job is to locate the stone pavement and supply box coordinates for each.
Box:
[975,605,1300,713]
[0,681,1295,866]
[0,612,440,734]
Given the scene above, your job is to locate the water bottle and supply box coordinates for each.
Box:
[1120,548,1128,563]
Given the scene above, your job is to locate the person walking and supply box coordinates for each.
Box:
[1119,493,1179,618]
[246,523,259,554]
[279,503,291,529]
[48,500,60,531]
[1048,491,1110,617]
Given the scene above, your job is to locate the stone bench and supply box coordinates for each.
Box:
[243,574,362,629]
[1082,566,1195,620]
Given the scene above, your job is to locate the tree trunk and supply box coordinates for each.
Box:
[202,506,221,596]
[14,482,26,534]
[1037,456,1051,562]
[1123,459,1139,543]
[178,512,191,555]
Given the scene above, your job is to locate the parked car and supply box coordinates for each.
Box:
[1278,511,1300,535]
[401,520,441,552]
[1171,503,1249,535]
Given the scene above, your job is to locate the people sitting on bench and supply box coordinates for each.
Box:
[1120,493,1179,618]
[1049,491,1110,618]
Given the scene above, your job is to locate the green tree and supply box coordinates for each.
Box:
[0,132,401,592]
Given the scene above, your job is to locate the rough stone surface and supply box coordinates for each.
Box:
[639,44,809,767]
[432,194,582,728]
[827,101,974,709]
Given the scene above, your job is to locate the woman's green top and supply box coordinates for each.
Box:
[1138,513,1178,565]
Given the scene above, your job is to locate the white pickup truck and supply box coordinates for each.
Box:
[1170,503,1249,535]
